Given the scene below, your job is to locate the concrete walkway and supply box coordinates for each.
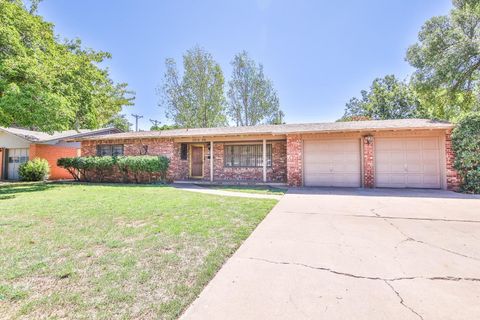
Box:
[171,183,283,200]
[181,188,480,320]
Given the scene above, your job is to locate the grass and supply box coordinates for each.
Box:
[199,184,287,195]
[0,182,277,319]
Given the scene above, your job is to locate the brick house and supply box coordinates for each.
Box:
[0,127,121,180]
[76,119,461,190]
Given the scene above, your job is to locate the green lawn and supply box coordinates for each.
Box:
[0,183,277,319]
[199,184,287,195]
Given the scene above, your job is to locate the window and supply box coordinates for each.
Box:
[96,144,124,156]
[180,143,188,160]
[224,144,272,167]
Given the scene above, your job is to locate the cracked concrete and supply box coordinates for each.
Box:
[181,188,480,320]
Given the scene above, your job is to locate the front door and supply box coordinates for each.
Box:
[7,148,30,180]
[190,146,203,178]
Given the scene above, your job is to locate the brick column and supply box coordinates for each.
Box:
[363,135,375,188]
[286,135,302,187]
[445,130,461,191]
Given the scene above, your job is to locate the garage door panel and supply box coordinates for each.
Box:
[376,137,441,189]
[304,139,360,187]
[423,139,439,149]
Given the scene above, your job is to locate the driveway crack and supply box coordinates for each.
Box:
[384,280,424,320]
[247,257,480,282]
[371,209,480,262]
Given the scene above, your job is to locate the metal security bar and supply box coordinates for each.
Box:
[224,144,272,167]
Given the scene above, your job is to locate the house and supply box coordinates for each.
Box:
[0,127,121,180]
[76,119,461,190]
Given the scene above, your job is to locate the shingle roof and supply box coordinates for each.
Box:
[76,119,453,141]
[0,127,121,142]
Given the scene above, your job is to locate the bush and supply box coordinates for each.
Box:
[18,158,50,181]
[452,112,480,193]
[117,156,170,183]
[58,155,170,183]
[57,157,82,181]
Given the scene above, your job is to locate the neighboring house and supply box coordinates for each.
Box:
[76,119,461,190]
[0,127,121,180]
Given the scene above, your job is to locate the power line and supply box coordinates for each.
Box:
[131,114,143,132]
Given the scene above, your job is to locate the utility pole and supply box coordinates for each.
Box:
[131,114,143,132]
[149,119,161,129]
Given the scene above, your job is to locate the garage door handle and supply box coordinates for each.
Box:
[404,165,408,172]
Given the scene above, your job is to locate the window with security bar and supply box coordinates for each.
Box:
[224,144,272,167]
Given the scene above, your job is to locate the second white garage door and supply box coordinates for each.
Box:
[375,137,441,188]
[304,139,361,187]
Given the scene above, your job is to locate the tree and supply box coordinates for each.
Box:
[406,0,480,120]
[150,124,179,131]
[159,46,227,128]
[227,51,282,126]
[0,0,134,132]
[451,111,480,193]
[106,114,132,132]
[341,75,420,121]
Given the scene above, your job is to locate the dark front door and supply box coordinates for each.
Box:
[191,146,203,178]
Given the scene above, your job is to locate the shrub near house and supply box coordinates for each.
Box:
[452,112,480,194]
[57,156,170,183]
[19,158,50,181]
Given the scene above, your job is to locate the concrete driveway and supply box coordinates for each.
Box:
[181,188,480,320]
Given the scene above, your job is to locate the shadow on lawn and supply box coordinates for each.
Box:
[0,183,56,200]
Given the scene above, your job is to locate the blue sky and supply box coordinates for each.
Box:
[38,0,452,130]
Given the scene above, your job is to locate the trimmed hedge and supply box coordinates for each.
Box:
[451,112,480,194]
[19,158,50,181]
[57,156,170,183]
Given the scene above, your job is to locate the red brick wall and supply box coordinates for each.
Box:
[286,135,302,186]
[29,144,79,180]
[363,136,375,188]
[81,139,287,183]
[211,141,286,182]
[445,130,461,191]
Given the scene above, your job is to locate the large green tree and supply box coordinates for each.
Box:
[0,0,134,132]
[105,114,132,132]
[406,0,480,120]
[159,46,227,128]
[341,75,420,121]
[227,51,282,126]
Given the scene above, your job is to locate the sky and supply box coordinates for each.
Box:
[38,0,453,131]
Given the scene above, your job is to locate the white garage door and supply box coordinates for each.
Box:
[376,137,441,188]
[304,139,361,187]
[7,148,29,180]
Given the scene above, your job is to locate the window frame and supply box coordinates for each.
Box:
[223,143,272,168]
[180,143,188,160]
[96,144,124,157]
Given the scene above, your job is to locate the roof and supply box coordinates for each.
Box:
[76,119,453,141]
[0,127,122,143]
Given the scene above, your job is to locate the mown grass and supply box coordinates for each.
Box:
[200,184,287,195]
[0,183,277,319]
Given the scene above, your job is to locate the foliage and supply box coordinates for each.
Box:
[406,0,480,120]
[341,75,420,120]
[18,158,50,181]
[150,124,179,131]
[159,46,227,128]
[451,112,480,193]
[117,156,170,183]
[227,51,283,126]
[0,0,134,132]
[57,157,81,181]
[58,156,170,183]
[106,114,132,132]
